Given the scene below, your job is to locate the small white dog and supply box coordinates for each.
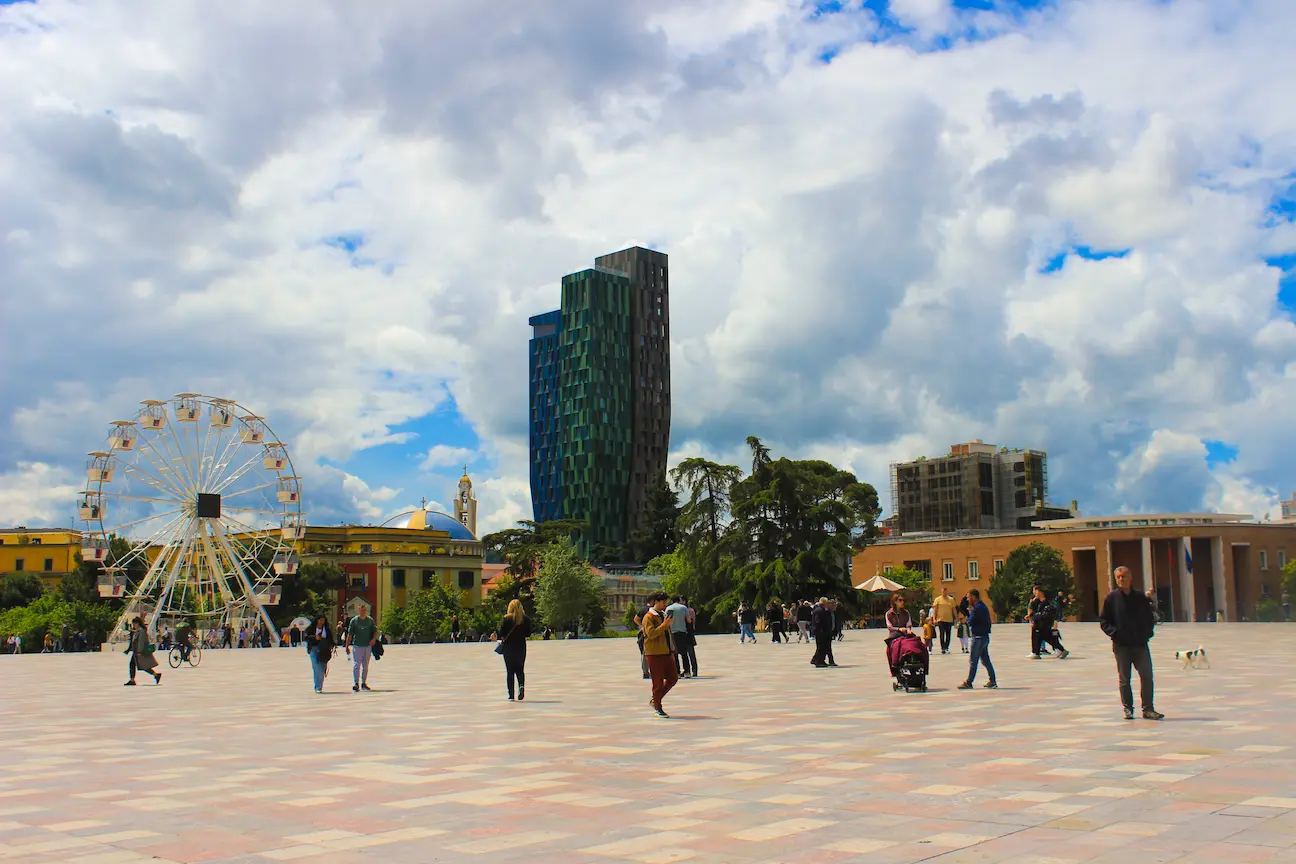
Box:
[1174,646,1210,670]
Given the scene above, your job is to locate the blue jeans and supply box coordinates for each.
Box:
[967,635,995,684]
[310,650,327,691]
[739,623,755,642]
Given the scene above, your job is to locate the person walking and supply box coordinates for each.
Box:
[641,592,678,718]
[810,598,838,667]
[932,588,957,654]
[123,617,161,686]
[666,596,695,678]
[956,613,969,653]
[737,603,757,643]
[451,614,461,644]
[1100,566,1164,720]
[1282,589,1291,622]
[958,589,997,690]
[633,601,652,679]
[305,614,334,693]
[766,600,786,644]
[345,605,378,692]
[1029,586,1069,659]
[796,601,812,643]
[496,599,531,701]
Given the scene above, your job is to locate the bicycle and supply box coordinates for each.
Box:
[168,641,202,668]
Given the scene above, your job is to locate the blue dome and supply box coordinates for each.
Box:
[382,508,477,540]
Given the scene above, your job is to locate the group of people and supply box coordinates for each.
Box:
[733,598,849,645]
[5,625,95,655]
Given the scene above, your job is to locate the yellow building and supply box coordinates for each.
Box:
[301,507,483,624]
[0,527,83,590]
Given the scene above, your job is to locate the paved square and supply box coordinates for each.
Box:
[3,623,1295,863]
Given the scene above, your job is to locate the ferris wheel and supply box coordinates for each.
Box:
[78,394,304,643]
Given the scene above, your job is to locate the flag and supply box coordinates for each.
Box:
[1183,537,1193,574]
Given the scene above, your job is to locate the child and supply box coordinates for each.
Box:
[921,616,934,651]
[956,614,969,653]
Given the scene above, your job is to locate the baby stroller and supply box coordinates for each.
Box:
[888,633,929,693]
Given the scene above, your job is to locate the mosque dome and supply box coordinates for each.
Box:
[381,508,477,541]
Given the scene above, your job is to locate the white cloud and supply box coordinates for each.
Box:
[419,445,477,473]
[1,0,1295,537]
[0,462,81,527]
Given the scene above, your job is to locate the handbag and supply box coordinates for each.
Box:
[142,643,156,656]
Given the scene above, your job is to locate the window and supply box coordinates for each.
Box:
[968,561,980,581]
[458,571,475,590]
[942,561,954,582]
[349,574,365,589]
[14,559,23,571]
[421,569,436,589]
[359,544,372,554]
[30,537,41,545]
[993,559,1004,573]
[1260,550,1269,570]
[882,565,893,573]
[1280,551,1287,569]
[43,558,53,572]
[391,569,406,588]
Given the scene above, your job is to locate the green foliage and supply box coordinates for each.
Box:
[1,572,46,610]
[1257,597,1282,622]
[0,593,118,652]
[403,581,462,643]
[275,561,344,627]
[1282,559,1296,598]
[628,475,680,564]
[379,601,407,640]
[988,542,1076,622]
[885,566,933,613]
[534,537,604,633]
[645,549,690,597]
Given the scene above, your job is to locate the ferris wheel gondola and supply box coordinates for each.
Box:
[80,394,303,643]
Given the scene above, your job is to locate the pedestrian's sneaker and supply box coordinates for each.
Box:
[983,681,998,689]
[1057,649,1069,659]
[957,681,973,690]
[1029,653,1040,659]
[655,707,669,718]
[1142,708,1165,721]
[1123,706,1135,720]
[361,683,371,691]
[352,684,359,692]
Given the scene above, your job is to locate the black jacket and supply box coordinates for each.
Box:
[1028,597,1056,628]
[811,605,833,639]
[1099,588,1155,647]
[497,615,531,657]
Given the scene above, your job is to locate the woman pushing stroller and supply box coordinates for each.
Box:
[885,595,929,691]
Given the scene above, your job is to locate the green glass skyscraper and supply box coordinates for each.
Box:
[529,247,670,558]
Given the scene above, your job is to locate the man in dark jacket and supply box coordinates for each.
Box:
[810,598,837,667]
[958,589,997,689]
[1029,585,1068,659]
[1100,566,1163,720]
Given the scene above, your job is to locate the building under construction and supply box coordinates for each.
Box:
[890,440,1075,536]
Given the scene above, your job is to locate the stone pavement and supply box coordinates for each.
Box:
[1,622,1295,864]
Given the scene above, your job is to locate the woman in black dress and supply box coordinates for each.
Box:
[496,599,532,701]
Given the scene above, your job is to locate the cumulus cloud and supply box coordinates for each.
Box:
[419,445,477,473]
[0,463,80,527]
[1,0,1294,536]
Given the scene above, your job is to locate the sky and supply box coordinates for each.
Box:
[2,0,1296,536]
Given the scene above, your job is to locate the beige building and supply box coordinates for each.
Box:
[853,513,1294,623]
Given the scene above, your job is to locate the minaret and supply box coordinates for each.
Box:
[454,467,478,537]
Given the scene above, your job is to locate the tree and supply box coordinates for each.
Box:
[644,550,691,597]
[989,542,1076,622]
[886,566,933,614]
[671,458,743,550]
[404,581,461,642]
[534,538,603,634]
[628,475,681,564]
[276,562,345,627]
[0,573,45,610]
[380,601,407,640]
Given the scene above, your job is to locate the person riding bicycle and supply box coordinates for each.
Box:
[174,624,194,661]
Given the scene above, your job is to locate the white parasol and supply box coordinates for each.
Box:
[855,573,905,593]
[290,616,311,631]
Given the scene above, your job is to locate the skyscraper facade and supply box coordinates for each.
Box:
[528,247,670,556]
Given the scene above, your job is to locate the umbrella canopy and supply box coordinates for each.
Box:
[290,616,312,631]
[855,573,905,593]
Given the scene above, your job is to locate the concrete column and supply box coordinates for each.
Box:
[1104,539,1114,592]
[1177,536,1195,623]
[1211,535,1227,622]
[1141,537,1153,592]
